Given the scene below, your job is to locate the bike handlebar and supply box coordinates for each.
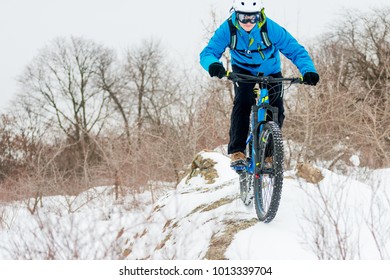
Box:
[225,71,303,84]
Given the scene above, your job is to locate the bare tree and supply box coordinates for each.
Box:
[17,36,115,156]
[332,7,390,166]
[284,7,390,169]
[95,51,132,145]
[122,39,182,137]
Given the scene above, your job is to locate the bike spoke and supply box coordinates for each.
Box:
[253,122,284,223]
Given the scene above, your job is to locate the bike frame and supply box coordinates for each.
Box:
[248,85,279,175]
[227,72,301,174]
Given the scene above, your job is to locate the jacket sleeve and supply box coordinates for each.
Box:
[199,20,231,72]
[267,18,317,75]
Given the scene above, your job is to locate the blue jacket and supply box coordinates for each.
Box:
[200,12,317,76]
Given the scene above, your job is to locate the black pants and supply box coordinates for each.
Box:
[228,66,284,154]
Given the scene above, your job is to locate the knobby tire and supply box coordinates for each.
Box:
[239,136,254,206]
[254,121,284,223]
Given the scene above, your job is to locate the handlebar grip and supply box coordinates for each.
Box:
[225,71,237,80]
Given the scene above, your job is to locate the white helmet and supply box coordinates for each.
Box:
[233,0,262,13]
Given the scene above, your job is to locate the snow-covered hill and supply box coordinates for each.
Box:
[124,151,390,260]
[0,150,389,260]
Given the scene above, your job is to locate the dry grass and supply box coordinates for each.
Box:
[205,219,258,260]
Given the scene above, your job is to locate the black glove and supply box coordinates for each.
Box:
[302,72,319,86]
[208,62,226,79]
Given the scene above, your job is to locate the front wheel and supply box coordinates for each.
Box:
[254,122,284,223]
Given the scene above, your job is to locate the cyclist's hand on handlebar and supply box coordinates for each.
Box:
[302,72,319,86]
[208,62,226,79]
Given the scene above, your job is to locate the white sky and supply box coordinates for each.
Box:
[0,0,389,110]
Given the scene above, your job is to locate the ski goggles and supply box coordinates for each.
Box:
[236,12,260,24]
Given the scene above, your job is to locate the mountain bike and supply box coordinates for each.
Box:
[226,72,302,223]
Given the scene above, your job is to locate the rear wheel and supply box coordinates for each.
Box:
[239,171,253,206]
[254,122,284,223]
[238,138,254,206]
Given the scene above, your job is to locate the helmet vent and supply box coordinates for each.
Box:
[234,0,261,12]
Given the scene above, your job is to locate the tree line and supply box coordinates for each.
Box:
[0,7,389,202]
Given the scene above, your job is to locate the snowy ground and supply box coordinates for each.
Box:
[0,150,389,260]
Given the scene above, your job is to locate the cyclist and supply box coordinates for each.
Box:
[200,0,319,169]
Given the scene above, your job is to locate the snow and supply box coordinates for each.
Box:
[350,154,361,167]
[0,150,389,260]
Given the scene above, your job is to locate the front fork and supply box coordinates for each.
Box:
[247,88,279,176]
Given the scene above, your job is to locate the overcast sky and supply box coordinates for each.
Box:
[1,0,388,110]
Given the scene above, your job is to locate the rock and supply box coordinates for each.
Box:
[296,162,324,184]
[186,153,218,184]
